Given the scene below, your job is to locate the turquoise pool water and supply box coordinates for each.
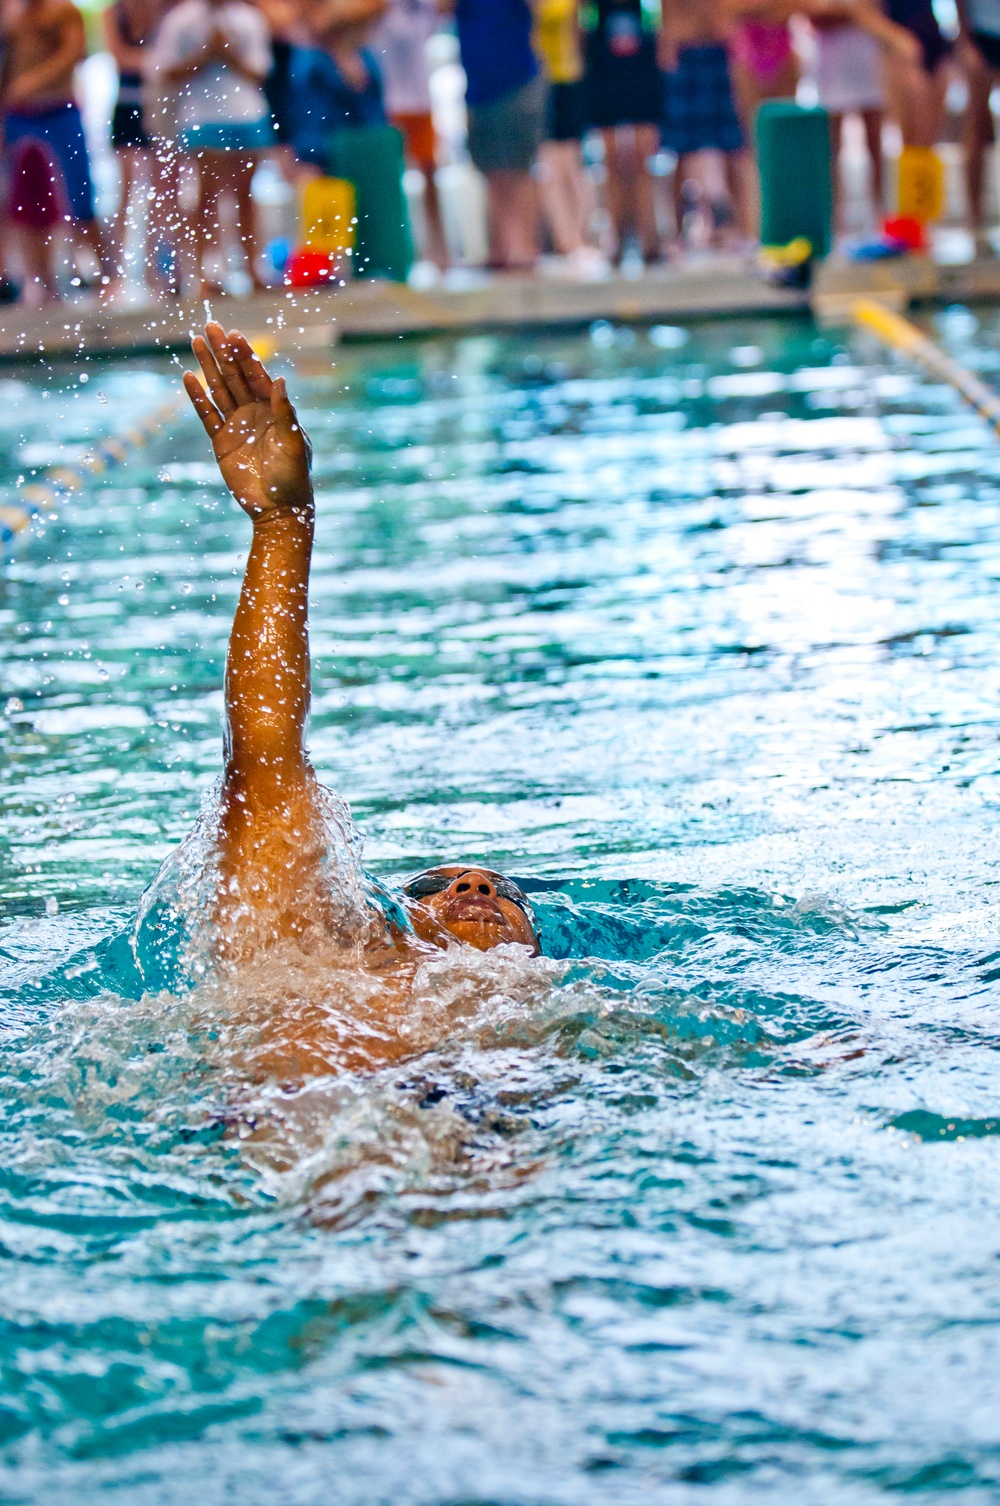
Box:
[2,310,1000,1501]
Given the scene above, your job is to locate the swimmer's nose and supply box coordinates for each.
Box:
[447,870,498,901]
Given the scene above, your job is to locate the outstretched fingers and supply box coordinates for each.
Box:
[228,329,274,402]
[270,374,295,429]
[205,322,254,407]
[192,332,237,416]
[271,375,311,465]
[183,370,224,436]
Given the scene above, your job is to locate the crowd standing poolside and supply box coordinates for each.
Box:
[2,0,1000,303]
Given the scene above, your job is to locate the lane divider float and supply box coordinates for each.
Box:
[0,391,185,556]
[852,297,1000,435]
[0,335,280,557]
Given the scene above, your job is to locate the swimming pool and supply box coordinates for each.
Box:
[2,309,1000,1502]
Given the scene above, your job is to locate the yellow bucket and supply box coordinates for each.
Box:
[301,177,357,254]
[897,146,945,224]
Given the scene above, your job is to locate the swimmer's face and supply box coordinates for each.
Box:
[404,867,540,955]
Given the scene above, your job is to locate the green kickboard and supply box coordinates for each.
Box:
[324,125,414,282]
[756,101,833,259]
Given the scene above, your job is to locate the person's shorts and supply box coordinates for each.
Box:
[264,37,294,146]
[391,110,437,172]
[4,101,95,224]
[547,79,588,142]
[661,43,744,155]
[901,7,951,72]
[178,119,274,154]
[970,28,1000,68]
[111,101,151,150]
[467,71,547,175]
[814,25,884,113]
[584,31,662,128]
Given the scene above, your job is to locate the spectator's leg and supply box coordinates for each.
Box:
[18,227,59,304]
[232,152,265,291]
[634,122,661,260]
[77,219,113,285]
[731,59,799,240]
[57,101,113,286]
[723,148,751,240]
[196,151,225,295]
[150,142,184,295]
[828,112,845,228]
[0,226,15,298]
[672,150,690,246]
[8,140,61,303]
[600,126,628,259]
[923,64,949,153]
[539,139,587,254]
[486,169,538,269]
[485,172,507,267]
[964,53,994,233]
[861,108,885,219]
[421,168,450,271]
[111,147,139,280]
[887,51,949,151]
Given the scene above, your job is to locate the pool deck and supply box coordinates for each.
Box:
[5,250,1000,361]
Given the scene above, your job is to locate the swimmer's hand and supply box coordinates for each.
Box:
[184,323,313,522]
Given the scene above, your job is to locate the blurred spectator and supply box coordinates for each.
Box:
[882,0,951,148]
[0,0,110,302]
[150,0,273,294]
[584,0,663,263]
[958,0,1000,244]
[290,0,388,170]
[371,0,448,268]
[254,0,305,185]
[256,0,302,159]
[536,0,603,270]
[812,11,884,223]
[729,0,798,133]
[809,1,918,228]
[659,0,748,249]
[453,0,546,270]
[104,0,163,290]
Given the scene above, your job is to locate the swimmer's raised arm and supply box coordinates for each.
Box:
[183,323,541,965]
[184,324,324,934]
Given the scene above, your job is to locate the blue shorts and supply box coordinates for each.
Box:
[5,101,95,223]
[661,44,744,156]
[178,119,274,154]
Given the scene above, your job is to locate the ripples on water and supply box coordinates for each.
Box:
[2,312,1000,1501]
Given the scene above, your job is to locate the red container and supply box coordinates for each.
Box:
[881,216,929,253]
[284,249,340,288]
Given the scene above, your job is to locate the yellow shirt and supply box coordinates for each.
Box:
[535,0,583,84]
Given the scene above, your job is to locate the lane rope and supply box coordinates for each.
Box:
[852,297,1000,435]
[0,392,184,555]
[0,336,277,558]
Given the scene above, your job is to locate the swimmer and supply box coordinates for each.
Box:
[183,322,541,971]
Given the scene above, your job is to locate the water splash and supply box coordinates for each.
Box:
[125,776,386,993]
